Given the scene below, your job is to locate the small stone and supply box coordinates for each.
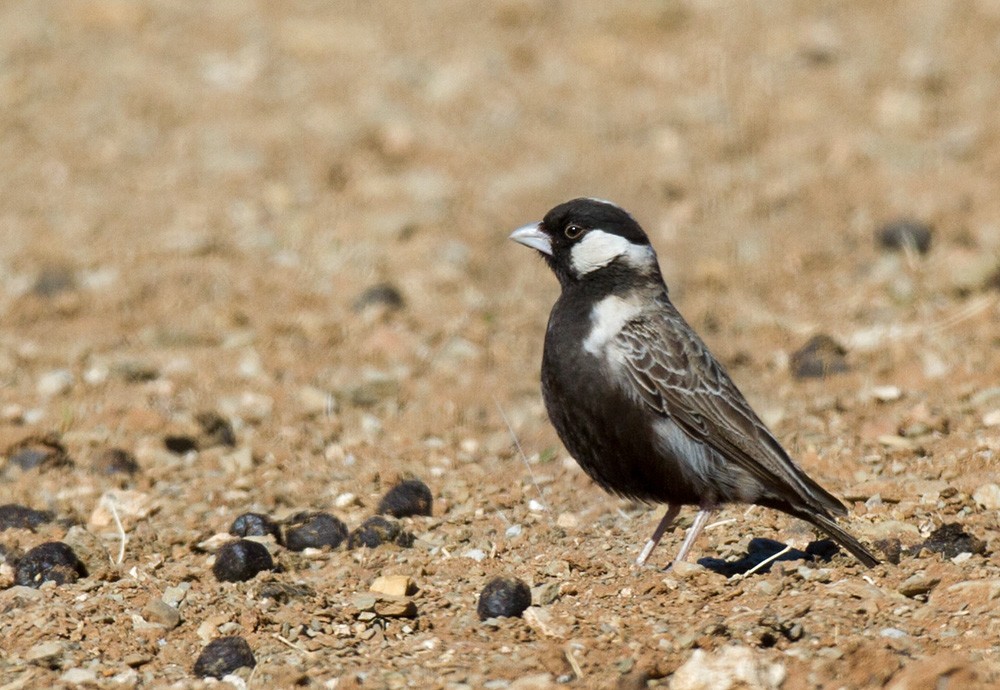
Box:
[374,596,417,618]
[162,585,189,607]
[983,410,1000,427]
[477,576,531,620]
[15,542,87,588]
[36,370,74,397]
[530,582,561,606]
[92,447,140,475]
[351,593,378,612]
[898,573,941,598]
[0,504,55,531]
[790,334,848,379]
[377,479,433,518]
[193,636,256,679]
[522,606,570,638]
[353,282,405,311]
[212,539,274,582]
[555,512,578,528]
[26,640,66,666]
[871,385,902,402]
[59,668,97,685]
[505,524,523,538]
[670,561,705,578]
[6,434,72,471]
[33,265,76,297]
[463,548,487,562]
[333,492,358,509]
[880,627,908,639]
[195,411,236,448]
[877,219,933,255]
[230,512,282,542]
[123,653,152,668]
[142,598,182,629]
[370,574,415,597]
[88,489,154,529]
[972,484,1000,510]
[670,645,785,690]
[348,515,413,549]
[283,511,348,551]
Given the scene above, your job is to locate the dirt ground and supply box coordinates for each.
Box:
[2,1,1000,688]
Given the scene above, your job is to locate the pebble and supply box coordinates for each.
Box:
[555,512,578,528]
[880,627,909,639]
[790,334,848,379]
[531,582,561,606]
[983,409,1000,427]
[463,549,487,562]
[353,282,405,311]
[193,636,256,679]
[26,640,66,666]
[91,447,141,475]
[59,668,97,685]
[195,411,236,447]
[36,369,75,397]
[374,595,418,618]
[212,539,274,582]
[523,607,570,638]
[348,516,414,549]
[477,576,531,620]
[142,598,182,629]
[898,573,941,598]
[6,434,71,471]
[283,511,348,551]
[877,219,933,255]
[230,512,282,542]
[972,483,1000,510]
[370,574,415,597]
[88,489,154,529]
[871,385,902,402]
[0,504,55,531]
[670,645,785,690]
[377,479,433,517]
[15,542,87,588]
[505,524,523,538]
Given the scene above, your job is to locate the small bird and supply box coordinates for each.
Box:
[510,198,878,568]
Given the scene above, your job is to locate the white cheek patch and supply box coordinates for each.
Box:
[583,295,642,356]
[570,229,655,276]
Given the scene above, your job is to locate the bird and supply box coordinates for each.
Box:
[509,197,878,569]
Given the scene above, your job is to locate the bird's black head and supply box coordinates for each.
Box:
[510,198,658,288]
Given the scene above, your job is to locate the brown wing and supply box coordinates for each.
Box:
[612,299,846,516]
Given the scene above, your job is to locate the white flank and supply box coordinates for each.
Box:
[570,229,655,276]
[583,295,642,356]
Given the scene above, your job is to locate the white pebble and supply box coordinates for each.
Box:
[528,499,545,512]
[462,548,486,562]
[37,369,74,396]
[505,524,523,538]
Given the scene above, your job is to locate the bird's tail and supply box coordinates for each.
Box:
[806,512,880,568]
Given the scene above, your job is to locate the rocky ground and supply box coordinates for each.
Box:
[2,1,1000,688]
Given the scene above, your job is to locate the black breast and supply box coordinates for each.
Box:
[540,292,704,505]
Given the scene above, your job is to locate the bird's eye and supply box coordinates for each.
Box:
[564,224,585,239]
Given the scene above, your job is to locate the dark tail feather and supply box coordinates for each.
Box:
[808,512,879,568]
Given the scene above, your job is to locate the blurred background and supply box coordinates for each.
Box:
[1,2,1000,686]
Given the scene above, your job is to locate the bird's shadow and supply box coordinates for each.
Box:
[697,537,843,577]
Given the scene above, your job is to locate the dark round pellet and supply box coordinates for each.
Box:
[164,435,198,454]
[477,576,532,620]
[377,479,433,518]
[230,513,282,543]
[348,515,414,549]
[195,411,236,448]
[353,282,405,311]
[0,504,55,531]
[6,434,71,471]
[15,541,87,588]
[283,512,348,551]
[790,334,848,379]
[212,539,274,583]
[92,448,140,475]
[877,219,932,255]
[193,636,256,679]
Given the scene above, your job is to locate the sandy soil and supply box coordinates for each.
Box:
[2,2,1000,688]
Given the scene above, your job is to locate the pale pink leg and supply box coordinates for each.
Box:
[635,504,681,566]
[670,507,715,566]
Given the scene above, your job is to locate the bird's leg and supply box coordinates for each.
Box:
[670,505,715,566]
[635,504,681,566]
